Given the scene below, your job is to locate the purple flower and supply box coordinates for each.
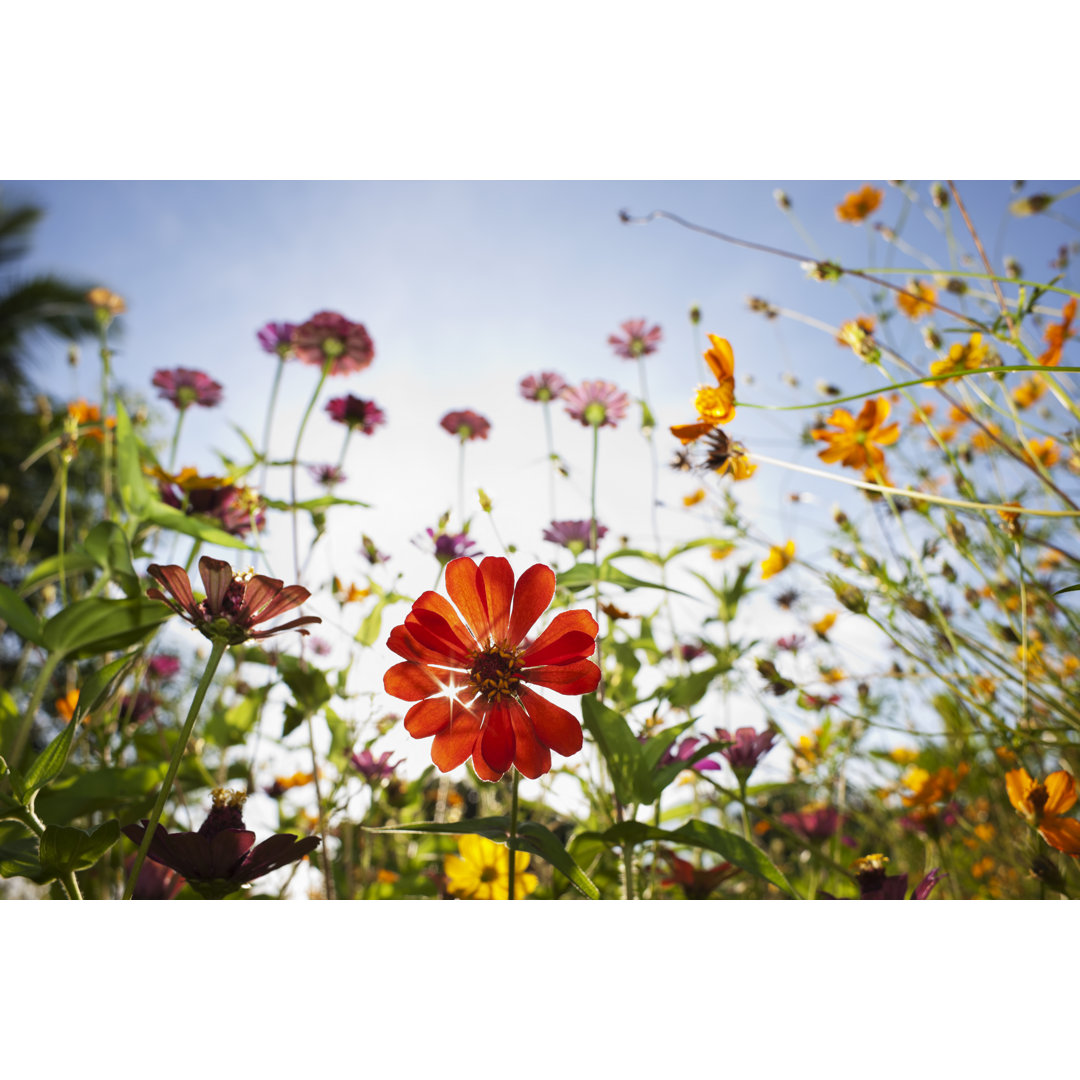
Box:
[350,748,403,783]
[658,736,722,772]
[780,804,840,842]
[562,380,630,429]
[309,636,333,657]
[440,409,491,441]
[293,311,375,376]
[418,527,481,566]
[146,654,181,679]
[325,394,387,434]
[716,726,776,779]
[124,854,185,900]
[159,480,265,538]
[151,367,223,410]
[121,788,320,899]
[119,690,158,726]
[257,321,297,359]
[309,464,346,487]
[519,371,568,402]
[608,318,662,360]
[542,519,608,554]
[849,855,945,900]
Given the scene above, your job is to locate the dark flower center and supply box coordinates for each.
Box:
[468,645,522,703]
[480,866,498,883]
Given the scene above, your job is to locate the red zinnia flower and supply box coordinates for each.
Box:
[440,409,491,441]
[383,556,600,781]
[151,367,223,410]
[519,371,568,402]
[325,394,387,434]
[608,318,662,360]
[292,311,375,375]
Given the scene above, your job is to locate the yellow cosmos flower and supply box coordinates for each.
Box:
[971,422,1002,452]
[761,540,795,580]
[710,542,735,561]
[890,747,920,766]
[927,333,990,383]
[811,612,837,638]
[683,488,707,507]
[835,185,883,224]
[670,335,736,444]
[901,763,968,808]
[897,279,936,321]
[718,452,756,481]
[86,286,126,316]
[1037,298,1076,367]
[1012,375,1047,409]
[444,834,538,899]
[1005,768,1080,855]
[810,397,900,482]
[1024,437,1060,468]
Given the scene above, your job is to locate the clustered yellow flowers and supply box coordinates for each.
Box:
[927,332,990,383]
[810,396,901,483]
[444,834,538,899]
[761,540,795,580]
[896,279,937,320]
[835,185,883,224]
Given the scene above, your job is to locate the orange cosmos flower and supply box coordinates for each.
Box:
[835,185,883,224]
[896,279,937,321]
[383,556,600,781]
[55,689,81,724]
[1006,768,1080,856]
[1012,375,1047,409]
[1037,298,1076,367]
[1024,437,1060,468]
[927,332,990,383]
[86,286,126,316]
[901,763,968,808]
[670,335,736,444]
[810,397,900,482]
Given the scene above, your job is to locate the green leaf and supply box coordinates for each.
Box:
[515,822,599,899]
[0,582,43,646]
[356,596,389,647]
[557,562,692,597]
[18,720,77,805]
[37,763,167,821]
[1053,582,1080,596]
[654,664,721,709]
[580,695,652,806]
[42,597,174,658]
[39,820,120,875]
[0,836,49,882]
[72,652,142,727]
[205,685,270,747]
[21,552,99,593]
[0,690,21,764]
[83,521,139,596]
[369,816,512,840]
[114,400,150,514]
[139,499,250,549]
[262,495,370,512]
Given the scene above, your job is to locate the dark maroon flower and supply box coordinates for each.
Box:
[716,726,776,779]
[257,321,297,358]
[124,853,185,900]
[159,481,265,538]
[119,690,158,726]
[543,519,608,554]
[658,735,722,772]
[659,850,739,899]
[147,654,181,679]
[419,527,480,565]
[122,789,320,899]
[146,556,321,645]
[151,367,223,410]
[608,318,663,360]
[781,804,840,842]
[440,409,491,441]
[350,748,403,783]
[293,311,374,375]
[309,464,346,487]
[325,394,387,434]
[849,855,945,900]
[519,371,568,402]
[679,642,707,662]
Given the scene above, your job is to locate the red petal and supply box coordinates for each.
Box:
[522,630,597,667]
[518,686,583,757]
[248,615,321,639]
[445,558,489,642]
[431,710,483,772]
[384,661,453,702]
[521,609,598,665]
[406,610,473,664]
[413,591,478,653]
[470,741,504,783]
[478,557,515,644]
[198,556,235,615]
[246,581,310,623]
[508,564,555,646]
[523,659,601,696]
[404,696,455,738]
[387,623,458,666]
[147,564,197,614]
[507,699,552,779]
[479,702,515,775]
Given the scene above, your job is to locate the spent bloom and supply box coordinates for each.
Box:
[716,726,776,780]
[292,311,375,375]
[444,834,537,900]
[1006,768,1080,855]
[146,556,321,646]
[122,788,320,900]
[671,335,737,444]
[440,409,491,441]
[257,321,297,359]
[151,368,224,410]
[325,394,387,434]
[811,397,900,482]
[608,318,662,359]
[562,380,630,429]
[835,185,883,224]
[383,555,600,781]
[543,519,608,555]
[519,371,568,402]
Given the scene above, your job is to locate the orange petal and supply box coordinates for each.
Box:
[478,557,515,644]
[507,699,552,779]
[1039,815,1080,856]
[670,421,715,445]
[383,661,452,702]
[470,739,504,783]
[431,710,483,772]
[404,696,454,738]
[703,336,735,382]
[522,609,598,664]
[1044,771,1077,816]
[386,623,456,666]
[523,659,602,696]
[1005,768,1035,815]
[507,564,556,647]
[479,702,515,775]
[445,557,489,642]
[519,686,583,758]
[407,609,474,664]
[413,591,478,653]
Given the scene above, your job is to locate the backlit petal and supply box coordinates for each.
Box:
[522,609,599,665]
[470,740,504,782]
[478,557,515,645]
[413,591,478,653]
[147,564,197,614]
[407,609,474,664]
[522,629,597,667]
[1044,771,1077,816]
[445,558,489,642]
[506,699,552,778]
[387,623,458,666]
[703,336,735,382]
[508,564,556,647]
[518,685,584,757]
[1039,815,1080,856]
[384,661,453,702]
[431,711,483,772]
[403,696,455,738]
[479,702,515,775]
[670,421,715,445]
[523,659,602,695]
[198,557,235,615]
[1005,768,1035,815]
[245,582,310,623]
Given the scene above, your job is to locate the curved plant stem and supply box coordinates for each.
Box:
[123,638,227,899]
[306,712,334,900]
[260,355,286,493]
[290,357,332,580]
[167,408,187,473]
[542,399,557,521]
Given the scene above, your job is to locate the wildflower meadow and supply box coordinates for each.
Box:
[4,178,1080,906]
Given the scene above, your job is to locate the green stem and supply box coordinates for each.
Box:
[590,423,600,624]
[507,769,519,901]
[306,712,334,900]
[290,357,332,580]
[260,355,286,493]
[98,326,114,519]
[10,651,63,770]
[57,456,70,607]
[123,638,227,899]
[542,399,557,521]
[458,437,466,530]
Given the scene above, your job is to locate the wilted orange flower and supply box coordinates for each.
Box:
[1037,298,1077,367]
[683,488,707,507]
[670,335,736,444]
[55,689,80,724]
[901,763,968,808]
[927,333,990,383]
[1012,375,1047,409]
[86,287,126,316]
[896,279,937,321]
[1006,768,1080,855]
[811,397,900,481]
[835,185,883,224]
[1024,437,1060,468]
[761,540,795,580]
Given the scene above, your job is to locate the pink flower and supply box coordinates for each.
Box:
[440,409,491,441]
[146,654,181,679]
[158,480,265,538]
[151,368,223,410]
[257,321,297,358]
[716,726,776,779]
[519,372,568,402]
[562,380,630,429]
[325,394,386,433]
[780,805,841,842]
[292,311,374,375]
[309,464,346,487]
[608,318,662,360]
[543,519,608,553]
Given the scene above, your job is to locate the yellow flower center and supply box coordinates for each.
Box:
[468,645,522,703]
[694,384,734,423]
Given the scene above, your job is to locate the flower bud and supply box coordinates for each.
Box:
[931,182,949,209]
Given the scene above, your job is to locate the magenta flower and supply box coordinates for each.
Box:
[543,519,608,554]
[257,321,297,359]
[124,854,185,900]
[122,789,320,899]
[119,691,158,726]
[716,726,776,779]
[563,380,630,429]
[350,748,404,783]
[418,528,481,565]
[519,371,568,402]
[608,318,662,360]
[840,855,945,900]
[780,804,840,842]
[679,642,707,662]
[151,368,223,410]
[292,311,374,375]
[147,654,181,680]
[777,634,806,652]
[158,481,265,538]
[325,394,387,434]
[440,409,491,441]
[659,736,722,772]
[146,556,321,646]
[309,464,346,487]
